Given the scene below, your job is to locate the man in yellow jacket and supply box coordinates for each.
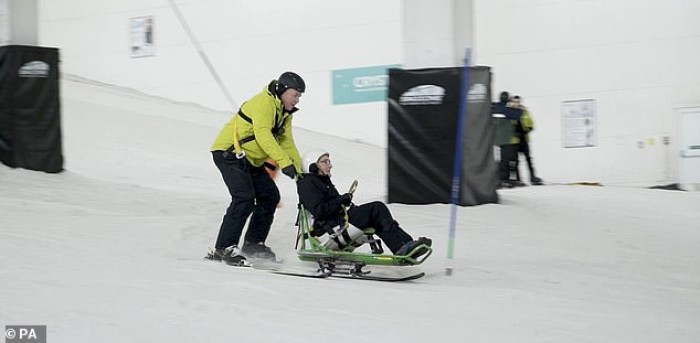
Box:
[210,72,305,265]
[510,96,543,186]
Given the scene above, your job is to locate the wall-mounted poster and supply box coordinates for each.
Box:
[562,99,596,148]
[130,16,154,58]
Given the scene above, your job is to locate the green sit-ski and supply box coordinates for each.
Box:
[295,205,432,266]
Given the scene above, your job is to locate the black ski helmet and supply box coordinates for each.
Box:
[276,71,306,96]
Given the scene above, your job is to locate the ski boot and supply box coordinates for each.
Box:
[397,237,432,258]
[241,242,277,261]
[207,245,247,266]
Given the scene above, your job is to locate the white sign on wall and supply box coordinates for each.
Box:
[129,16,155,58]
[678,106,700,189]
[562,99,596,148]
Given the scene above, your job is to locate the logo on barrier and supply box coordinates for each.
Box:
[399,85,445,105]
[18,61,50,78]
[467,83,488,103]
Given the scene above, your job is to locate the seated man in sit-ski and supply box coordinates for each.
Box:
[296,149,432,257]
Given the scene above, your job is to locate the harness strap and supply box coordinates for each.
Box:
[229,112,245,159]
[237,109,253,123]
[224,109,256,158]
[229,109,286,155]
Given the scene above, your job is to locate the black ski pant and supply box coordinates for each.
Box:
[212,151,280,249]
[515,139,537,182]
[347,201,413,254]
[498,144,519,182]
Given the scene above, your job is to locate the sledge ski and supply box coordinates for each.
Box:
[329,271,425,282]
[206,249,423,282]
[269,256,425,282]
[268,269,330,279]
[267,266,424,282]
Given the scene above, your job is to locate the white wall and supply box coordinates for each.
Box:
[2,0,38,45]
[0,0,10,44]
[38,0,402,147]
[37,0,700,184]
[473,0,700,184]
[403,0,473,68]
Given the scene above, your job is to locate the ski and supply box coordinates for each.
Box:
[268,269,423,282]
[204,248,252,267]
[329,271,425,282]
[269,270,330,279]
[204,248,284,266]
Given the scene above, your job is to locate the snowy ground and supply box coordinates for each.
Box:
[1,78,699,343]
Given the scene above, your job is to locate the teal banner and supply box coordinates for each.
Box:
[332,64,401,105]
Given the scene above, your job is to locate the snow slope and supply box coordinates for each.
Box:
[1,78,698,342]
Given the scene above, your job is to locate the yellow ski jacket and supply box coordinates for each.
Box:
[211,81,302,172]
[519,108,534,142]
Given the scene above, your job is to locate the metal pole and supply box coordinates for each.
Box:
[446,48,471,276]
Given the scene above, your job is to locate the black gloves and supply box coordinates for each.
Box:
[338,193,353,206]
[282,165,297,180]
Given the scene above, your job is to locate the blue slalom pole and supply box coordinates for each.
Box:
[446,48,471,276]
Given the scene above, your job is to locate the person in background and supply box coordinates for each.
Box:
[209,72,305,265]
[492,91,523,188]
[510,95,543,186]
[296,149,432,258]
